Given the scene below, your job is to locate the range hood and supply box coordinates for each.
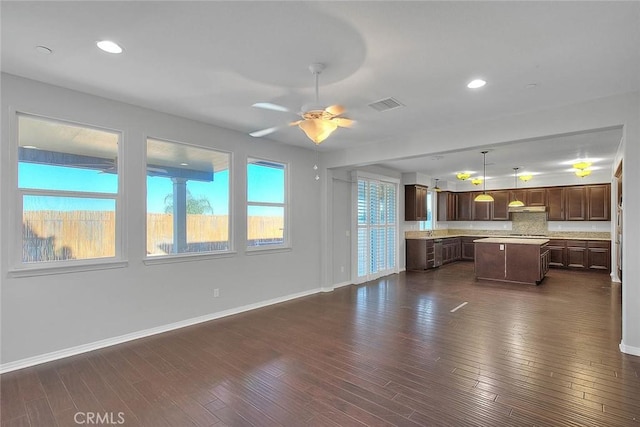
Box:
[508,205,547,213]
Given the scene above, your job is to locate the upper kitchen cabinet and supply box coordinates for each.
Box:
[587,184,610,221]
[547,187,566,220]
[564,184,610,221]
[490,190,510,221]
[565,186,587,220]
[456,192,473,221]
[437,191,456,221]
[405,185,428,221]
[472,192,492,221]
[527,188,547,206]
[509,189,528,206]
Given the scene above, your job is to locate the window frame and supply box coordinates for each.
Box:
[419,190,435,231]
[246,156,290,252]
[143,136,234,262]
[11,111,126,276]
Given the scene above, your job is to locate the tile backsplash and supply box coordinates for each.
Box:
[406,212,611,239]
[511,212,547,235]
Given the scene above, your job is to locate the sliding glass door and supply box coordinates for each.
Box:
[354,174,398,283]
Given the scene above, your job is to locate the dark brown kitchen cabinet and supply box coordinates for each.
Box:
[587,240,610,271]
[566,240,588,268]
[456,193,473,221]
[545,239,610,272]
[548,239,566,268]
[437,191,456,221]
[565,186,587,220]
[442,238,461,264]
[527,188,547,206]
[405,185,428,221]
[490,191,510,221]
[461,237,476,260]
[406,239,434,270]
[587,184,610,220]
[472,192,492,220]
[547,187,565,220]
[509,189,528,206]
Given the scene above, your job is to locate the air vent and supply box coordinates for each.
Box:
[368,97,404,112]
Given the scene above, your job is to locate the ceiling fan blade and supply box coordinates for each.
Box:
[249,127,280,138]
[289,120,302,127]
[333,117,355,128]
[325,104,345,116]
[252,102,290,113]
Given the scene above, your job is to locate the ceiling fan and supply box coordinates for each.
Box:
[250,63,354,144]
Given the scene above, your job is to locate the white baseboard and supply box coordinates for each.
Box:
[619,342,640,357]
[0,287,322,374]
[320,281,353,293]
[332,280,353,289]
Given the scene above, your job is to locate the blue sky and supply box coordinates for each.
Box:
[19,162,282,215]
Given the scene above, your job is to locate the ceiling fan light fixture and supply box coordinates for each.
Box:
[519,174,533,182]
[471,178,483,186]
[456,172,471,181]
[298,118,338,145]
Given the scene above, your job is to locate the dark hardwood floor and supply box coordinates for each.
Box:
[2,262,639,426]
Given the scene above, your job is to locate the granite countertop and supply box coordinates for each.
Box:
[473,237,550,245]
[405,234,611,241]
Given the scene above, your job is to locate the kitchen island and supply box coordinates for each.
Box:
[474,237,550,285]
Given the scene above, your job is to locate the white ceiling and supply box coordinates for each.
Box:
[2,1,638,178]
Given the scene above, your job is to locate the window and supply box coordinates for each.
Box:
[146,138,230,257]
[247,158,287,249]
[18,114,120,265]
[419,191,434,230]
[355,175,398,282]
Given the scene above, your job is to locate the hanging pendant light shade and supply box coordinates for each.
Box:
[508,167,525,207]
[474,151,494,202]
[434,178,442,192]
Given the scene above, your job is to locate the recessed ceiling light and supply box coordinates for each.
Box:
[525,83,538,89]
[35,45,52,55]
[467,79,487,89]
[96,40,123,54]
[23,145,38,149]
[180,163,189,166]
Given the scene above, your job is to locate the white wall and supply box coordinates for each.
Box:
[1,74,322,367]
[322,91,640,356]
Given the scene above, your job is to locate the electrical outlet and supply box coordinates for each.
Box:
[213,288,220,298]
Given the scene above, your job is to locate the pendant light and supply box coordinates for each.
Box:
[508,167,525,207]
[433,178,442,192]
[474,151,494,202]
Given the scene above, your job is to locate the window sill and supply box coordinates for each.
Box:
[245,246,292,255]
[143,251,238,265]
[8,260,129,278]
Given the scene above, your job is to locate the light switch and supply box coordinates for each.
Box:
[500,244,504,250]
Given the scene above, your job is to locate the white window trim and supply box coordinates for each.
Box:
[143,136,234,260]
[246,156,290,252]
[11,111,125,274]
